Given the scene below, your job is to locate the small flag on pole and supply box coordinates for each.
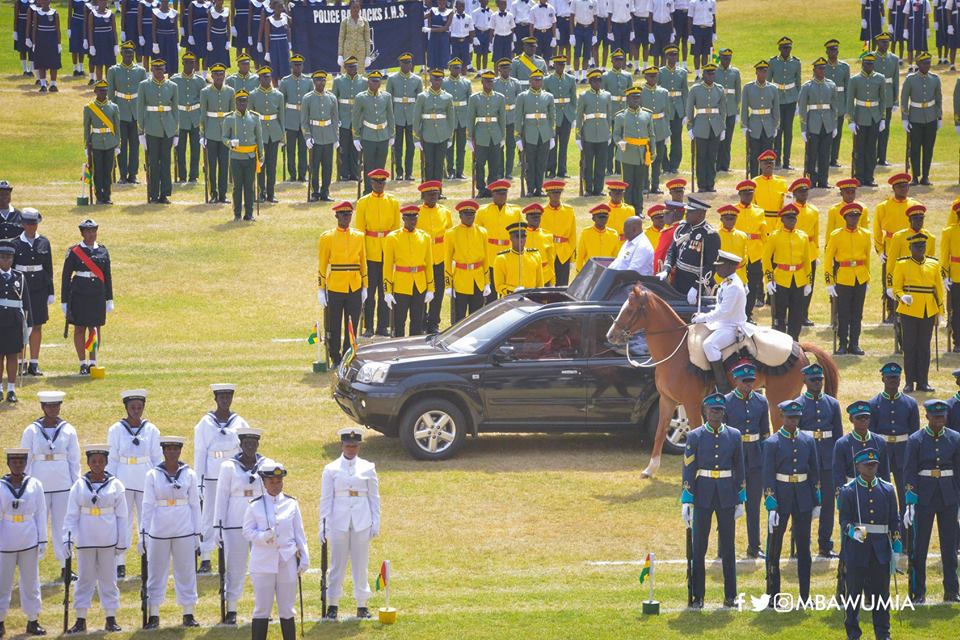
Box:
[84,327,98,353]
[638,553,651,584]
[375,560,389,591]
[307,322,319,345]
[82,163,92,186]
[342,317,358,364]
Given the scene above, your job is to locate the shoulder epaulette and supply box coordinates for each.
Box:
[641,107,653,113]
[926,256,940,263]
[896,256,911,262]
[526,248,539,253]
[497,249,510,256]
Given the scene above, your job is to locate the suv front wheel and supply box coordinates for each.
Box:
[399,397,467,460]
[644,402,690,456]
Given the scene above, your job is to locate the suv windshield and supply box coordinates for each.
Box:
[440,300,539,353]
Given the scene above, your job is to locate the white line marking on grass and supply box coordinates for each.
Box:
[271,338,306,343]
[587,553,941,567]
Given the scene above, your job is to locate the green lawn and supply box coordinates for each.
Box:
[1,1,959,638]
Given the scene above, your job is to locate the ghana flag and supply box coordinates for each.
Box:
[342,318,358,364]
[84,328,98,352]
[375,560,389,591]
[638,553,651,584]
[307,322,319,345]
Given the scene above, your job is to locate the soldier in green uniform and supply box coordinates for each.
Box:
[847,52,887,187]
[386,52,421,181]
[137,58,179,204]
[515,69,555,197]
[250,65,284,203]
[659,44,689,174]
[714,48,741,173]
[442,58,471,180]
[577,68,613,196]
[900,52,941,185]
[199,63,236,203]
[222,89,263,221]
[467,69,506,197]
[301,70,339,202]
[601,49,631,174]
[226,53,259,94]
[278,54,311,183]
[613,86,656,209]
[741,60,780,177]
[333,56,366,182]
[106,41,147,184]
[544,55,576,179]
[494,58,521,179]
[170,52,205,184]
[797,57,839,189]
[768,36,802,169]
[686,62,726,192]
[352,70,394,194]
[511,36,548,92]
[871,34,899,167]
[413,69,455,182]
[83,80,121,205]
[824,39,851,168]
[639,66,670,194]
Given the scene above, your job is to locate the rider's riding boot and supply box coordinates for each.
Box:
[709,360,732,393]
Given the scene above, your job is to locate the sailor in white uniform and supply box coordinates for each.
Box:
[140,436,202,629]
[62,444,129,634]
[20,390,81,581]
[193,383,245,574]
[243,461,308,640]
[214,427,265,625]
[0,448,48,638]
[319,427,381,621]
[105,389,162,579]
[691,250,754,394]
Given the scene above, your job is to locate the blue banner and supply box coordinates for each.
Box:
[291,2,425,73]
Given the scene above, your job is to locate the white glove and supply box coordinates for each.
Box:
[607,31,614,41]
[230,138,240,148]
[901,294,913,305]
[46,294,54,306]
[516,139,524,152]
[25,38,32,49]
[801,131,808,143]
[444,287,453,298]
[414,141,422,151]
[768,510,779,533]
[879,119,886,132]
[369,527,379,541]
[305,137,314,149]
[425,291,435,304]
[848,122,858,135]
[105,300,114,313]
[938,119,943,130]
[114,45,119,57]
[592,34,598,45]
[361,288,367,305]
[681,503,694,527]
[832,128,838,138]
[248,35,253,45]
[550,37,557,47]
[713,33,718,44]
[58,44,62,54]
[514,286,525,292]
[364,56,371,67]
[902,119,911,133]
[172,136,179,148]
[467,139,474,152]
[647,33,654,44]
[719,129,726,142]
[318,529,326,545]
[336,55,343,66]
[265,52,271,62]
[903,504,915,528]
[903,29,909,39]
[317,289,326,307]
[188,34,195,45]
[83,38,88,49]
[950,25,955,35]
[850,526,866,542]
[334,140,340,150]
[207,41,213,51]
[691,312,706,323]
[231,25,237,37]
[384,293,396,308]
[549,138,555,150]
[152,42,159,54]
[682,117,688,127]
[803,284,812,296]
[114,147,120,156]
[473,37,480,47]
[298,555,309,574]
[61,303,68,314]
[257,41,263,52]
[200,137,206,148]
[686,287,697,305]
[180,27,185,37]
[887,21,894,34]
[827,285,837,298]
[656,270,669,281]
[629,31,634,42]
[90,45,97,56]
[422,26,431,34]
[38,543,47,559]
[569,34,575,46]
[67,28,71,38]
[617,140,627,151]
[687,129,695,141]
[885,287,895,300]
[447,139,453,148]
[575,139,583,151]
[482,284,491,297]
[139,35,145,46]
[115,546,126,557]
[353,139,362,152]
[880,253,886,264]
[139,134,147,149]
[862,18,867,29]
[766,281,777,295]
[812,505,821,519]
[688,35,695,45]
[735,503,745,519]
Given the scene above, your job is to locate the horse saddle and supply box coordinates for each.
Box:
[687,324,794,372]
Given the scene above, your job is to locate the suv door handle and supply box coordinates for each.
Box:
[561,369,580,375]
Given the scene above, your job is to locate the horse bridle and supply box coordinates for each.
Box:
[611,288,692,342]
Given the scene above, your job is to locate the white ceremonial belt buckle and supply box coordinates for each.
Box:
[749,109,771,115]
[453,101,467,107]
[146,106,172,112]
[884,77,893,84]
[42,454,65,461]
[260,114,278,121]
[206,112,228,118]
[525,113,547,119]
[668,91,681,97]
[286,103,302,110]
[885,434,908,443]
[364,121,387,130]
[555,98,570,104]
[91,128,112,134]
[725,89,736,94]
[338,99,353,105]
[310,120,332,127]
[695,108,719,115]
[775,473,807,482]
[777,83,796,91]
[115,92,136,100]
[862,524,889,534]
[73,271,95,278]
[909,100,935,108]
[178,104,200,112]
[126,456,147,465]
[421,114,446,120]
[583,113,605,120]
[3,514,26,523]
[14,265,43,272]
[741,433,760,442]
[696,469,732,479]
[919,469,953,478]
[807,104,831,110]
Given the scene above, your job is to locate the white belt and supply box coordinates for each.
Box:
[453,100,467,107]
[393,97,416,104]
[474,116,498,123]
[884,77,893,84]
[806,103,832,111]
[854,99,878,107]
[210,449,239,459]
[775,473,808,482]
[749,108,771,116]
[422,113,447,120]
[121,456,150,465]
[694,107,720,115]
[364,120,387,130]
[582,112,606,120]
[919,468,954,477]
[335,490,368,497]
[36,453,66,461]
[836,86,845,93]
[777,82,796,91]
[861,524,889,534]
[724,88,736,94]
[612,96,625,102]
[525,113,548,119]
[285,103,301,110]
[555,98,571,104]
[668,90,682,97]
[81,506,115,516]
[178,103,200,112]
[91,127,113,134]
[158,498,188,507]
[114,91,136,100]
[801,429,835,440]
[231,489,257,497]
[741,433,761,442]
[259,114,278,121]
[909,100,936,109]
[651,112,664,119]
[1,513,32,522]
[14,265,43,272]
[338,99,353,105]
[73,271,97,278]
[0,299,22,309]
[146,105,172,112]
[881,433,909,443]
[309,119,332,127]
[696,469,732,478]
[505,104,515,110]
[206,111,229,118]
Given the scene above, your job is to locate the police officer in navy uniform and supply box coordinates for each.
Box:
[868,362,920,514]
[902,399,960,603]
[838,447,902,640]
[833,401,891,492]
[680,392,745,608]
[795,363,843,558]
[723,361,770,558]
[945,368,960,429]
[762,399,821,605]
[0,181,23,242]
[12,209,54,377]
[0,242,31,403]
[657,197,720,306]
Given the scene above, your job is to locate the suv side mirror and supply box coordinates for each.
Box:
[492,344,516,363]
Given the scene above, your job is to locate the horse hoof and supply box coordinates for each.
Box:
[640,469,652,478]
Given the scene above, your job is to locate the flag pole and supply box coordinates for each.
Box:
[385,559,390,610]
[648,552,654,603]
[378,559,397,624]
[641,552,660,615]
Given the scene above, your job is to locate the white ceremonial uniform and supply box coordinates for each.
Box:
[450,10,474,38]
[572,0,596,24]
[0,474,46,622]
[61,473,129,618]
[491,8,516,36]
[650,0,673,24]
[105,419,162,566]
[319,455,381,608]
[20,420,81,566]
[214,454,265,611]
[609,233,655,274]
[512,0,534,24]
[688,0,714,26]
[696,272,753,360]
[531,3,557,29]
[141,463,201,616]
[243,492,309,620]
[193,412,244,559]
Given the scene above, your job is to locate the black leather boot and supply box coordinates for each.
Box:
[25,620,46,636]
[66,618,86,634]
[324,606,338,621]
[356,607,371,619]
[116,565,125,580]
[181,614,199,627]
[709,360,732,393]
[251,618,270,640]
[143,616,159,630]
[104,617,121,632]
[223,611,237,625]
[279,618,296,640]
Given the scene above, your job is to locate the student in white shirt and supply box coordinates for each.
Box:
[450,0,475,69]
[473,0,495,70]
[570,0,597,80]
[491,0,517,62]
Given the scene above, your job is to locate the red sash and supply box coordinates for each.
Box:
[71,246,105,282]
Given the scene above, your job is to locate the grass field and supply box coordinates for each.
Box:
[1,1,960,638]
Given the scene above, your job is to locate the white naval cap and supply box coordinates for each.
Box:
[210,383,237,393]
[714,250,743,266]
[237,427,264,439]
[338,427,364,443]
[121,389,148,402]
[159,436,187,446]
[37,390,66,404]
[258,459,287,478]
[5,448,29,458]
[84,444,110,456]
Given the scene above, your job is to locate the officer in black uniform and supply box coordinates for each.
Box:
[0,241,31,403]
[0,181,23,241]
[12,209,53,377]
[658,197,720,305]
[868,362,920,514]
[61,219,113,376]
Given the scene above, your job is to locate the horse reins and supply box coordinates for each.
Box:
[613,288,693,368]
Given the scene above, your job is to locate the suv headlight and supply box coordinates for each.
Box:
[356,362,391,384]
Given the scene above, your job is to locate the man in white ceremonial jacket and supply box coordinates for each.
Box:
[691,250,754,394]
[20,390,80,581]
[194,383,245,574]
[0,448,48,638]
[62,444,129,634]
[319,427,381,621]
[105,389,162,579]
[243,460,308,640]
[141,436,202,629]
[214,427,265,625]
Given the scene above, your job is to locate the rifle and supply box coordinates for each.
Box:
[63,532,72,633]
[307,146,313,201]
[218,520,226,623]
[744,131,750,180]
[905,520,915,599]
[86,146,94,204]
[144,145,151,203]
[685,523,693,606]
[881,260,888,323]
[578,148,584,197]
[357,151,364,199]
[850,130,856,179]
[935,313,940,371]
[203,145,209,203]
[173,139,180,187]
[419,143,426,183]
[321,518,328,616]
[140,530,148,628]
[949,287,954,352]
[322,295,331,369]
[690,134,697,192]
[282,140,287,182]
[905,127,911,175]
[830,295,837,354]
[519,147,526,197]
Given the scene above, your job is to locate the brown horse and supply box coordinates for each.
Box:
[607,284,840,478]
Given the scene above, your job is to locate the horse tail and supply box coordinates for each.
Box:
[800,342,840,398]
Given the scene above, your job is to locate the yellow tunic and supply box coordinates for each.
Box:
[576,226,621,271]
[733,202,768,263]
[644,226,663,253]
[893,256,945,318]
[493,248,544,296]
[940,224,960,282]
[383,228,434,295]
[476,202,522,265]
[751,174,788,223]
[886,227,936,287]
[354,192,401,261]
[541,203,577,264]
[872,197,919,255]
[717,227,748,282]
[418,204,453,265]
[763,227,812,288]
[607,201,636,245]
[824,227,871,286]
[525,227,557,285]
[444,223,489,294]
[825,200,870,239]
[318,227,368,293]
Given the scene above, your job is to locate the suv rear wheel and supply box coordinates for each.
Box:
[644,402,690,456]
[399,397,467,460]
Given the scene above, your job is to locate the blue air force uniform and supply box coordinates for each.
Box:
[681,393,745,604]
[762,400,821,602]
[724,363,770,554]
[833,431,891,489]
[868,362,921,511]
[945,370,960,429]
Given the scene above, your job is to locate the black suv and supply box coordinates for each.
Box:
[333,260,707,460]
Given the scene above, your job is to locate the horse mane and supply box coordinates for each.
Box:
[632,284,685,328]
